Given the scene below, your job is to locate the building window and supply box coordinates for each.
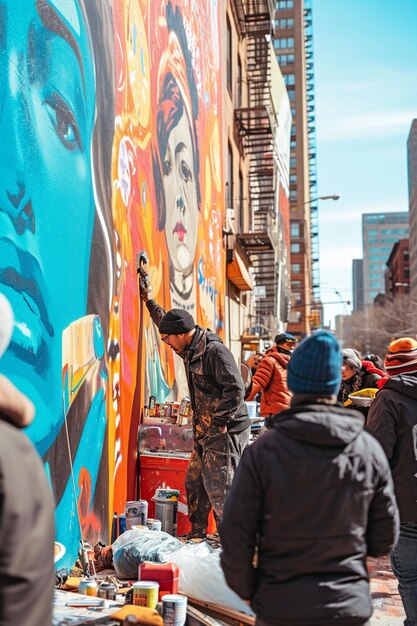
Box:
[277,0,294,9]
[275,18,294,29]
[290,156,297,169]
[275,37,294,50]
[237,55,243,108]
[291,242,300,253]
[290,222,300,238]
[290,190,297,202]
[284,74,295,86]
[227,143,233,209]
[226,16,232,94]
[290,174,297,184]
[291,263,301,273]
[239,170,244,232]
[288,89,295,101]
[277,53,295,65]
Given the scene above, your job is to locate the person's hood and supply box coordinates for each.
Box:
[383,374,417,401]
[273,403,365,447]
[267,345,291,367]
[362,360,387,380]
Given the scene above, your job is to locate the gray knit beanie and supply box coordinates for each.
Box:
[342,348,362,372]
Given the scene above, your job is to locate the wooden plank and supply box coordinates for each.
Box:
[185,595,255,626]
[187,604,229,626]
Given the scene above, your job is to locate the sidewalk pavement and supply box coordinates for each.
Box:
[369,556,405,625]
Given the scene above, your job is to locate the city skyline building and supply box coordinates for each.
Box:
[362,212,409,304]
[352,258,364,313]
[407,120,417,298]
[274,0,316,338]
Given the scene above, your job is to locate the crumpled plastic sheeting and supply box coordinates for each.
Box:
[112,529,254,616]
[171,541,255,616]
[112,528,181,578]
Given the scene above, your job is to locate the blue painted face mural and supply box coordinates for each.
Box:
[0,0,113,568]
[0,0,95,448]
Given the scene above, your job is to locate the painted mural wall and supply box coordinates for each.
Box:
[0,0,225,569]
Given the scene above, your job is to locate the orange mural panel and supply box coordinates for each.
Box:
[110,0,225,515]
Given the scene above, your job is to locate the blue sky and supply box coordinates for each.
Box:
[313,0,417,328]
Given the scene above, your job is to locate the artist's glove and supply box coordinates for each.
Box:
[138,266,151,302]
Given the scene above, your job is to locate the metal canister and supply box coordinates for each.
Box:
[125,500,148,529]
[132,581,159,608]
[97,581,117,600]
[78,578,98,596]
[146,518,162,531]
[162,594,187,626]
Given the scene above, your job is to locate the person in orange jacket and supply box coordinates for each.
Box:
[246,332,298,427]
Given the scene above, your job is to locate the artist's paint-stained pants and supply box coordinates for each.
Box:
[185,428,250,534]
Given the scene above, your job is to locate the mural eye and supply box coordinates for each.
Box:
[181,160,192,182]
[45,95,82,151]
[163,159,172,176]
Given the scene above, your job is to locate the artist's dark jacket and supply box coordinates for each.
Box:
[147,300,250,439]
[366,373,417,523]
[219,401,398,626]
[0,413,55,626]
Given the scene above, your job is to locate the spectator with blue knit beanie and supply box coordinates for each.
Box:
[220,330,398,626]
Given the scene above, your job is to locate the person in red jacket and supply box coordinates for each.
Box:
[246,332,297,427]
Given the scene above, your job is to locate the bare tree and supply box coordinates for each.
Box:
[349,294,417,357]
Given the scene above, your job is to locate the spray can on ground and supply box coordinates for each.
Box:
[97,581,117,600]
[78,578,98,596]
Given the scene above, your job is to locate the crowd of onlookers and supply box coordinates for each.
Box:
[2,276,417,625]
[231,331,417,625]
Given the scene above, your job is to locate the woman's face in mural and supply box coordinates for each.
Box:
[0,0,96,451]
[162,110,199,277]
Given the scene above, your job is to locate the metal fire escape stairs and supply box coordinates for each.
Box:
[304,1,319,303]
[234,0,278,329]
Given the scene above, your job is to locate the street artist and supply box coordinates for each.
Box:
[138,264,251,539]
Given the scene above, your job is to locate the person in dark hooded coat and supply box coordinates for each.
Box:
[220,330,398,626]
[366,337,417,626]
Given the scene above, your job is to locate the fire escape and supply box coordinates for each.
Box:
[304,0,319,302]
[234,0,277,330]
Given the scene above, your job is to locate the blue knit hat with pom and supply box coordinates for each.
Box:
[287,330,342,396]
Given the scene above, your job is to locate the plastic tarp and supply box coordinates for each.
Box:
[112,528,254,616]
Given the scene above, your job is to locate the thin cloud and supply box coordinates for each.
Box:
[320,245,362,272]
[319,203,404,225]
[317,110,415,141]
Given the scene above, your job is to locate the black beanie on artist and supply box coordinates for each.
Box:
[159,309,195,335]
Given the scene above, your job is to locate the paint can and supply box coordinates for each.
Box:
[152,488,179,536]
[97,581,117,600]
[162,594,187,626]
[146,518,162,531]
[125,500,148,529]
[132,581,159,609]
[78,578,98,596]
